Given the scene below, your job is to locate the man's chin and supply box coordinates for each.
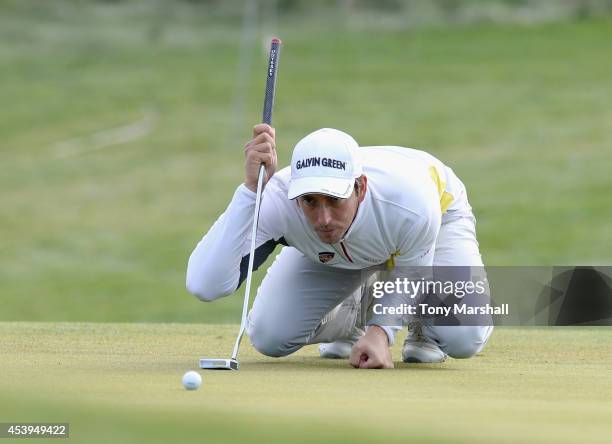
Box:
[316,231,341,244]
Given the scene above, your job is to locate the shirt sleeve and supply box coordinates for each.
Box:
[186,183,285,301]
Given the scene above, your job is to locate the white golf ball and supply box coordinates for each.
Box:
[182,371,202,390]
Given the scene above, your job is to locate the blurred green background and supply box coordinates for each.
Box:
[1,0,612,323]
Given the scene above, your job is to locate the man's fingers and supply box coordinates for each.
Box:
[247,150,276,173]
[264,163,276,181]
[359,356,380,369]
[359,355,369,368]
[252,124,275,139]
[250,131,275,146]
[245,134,276,155]
[349,344,394,369]
[247,140,278,177]
[247,142,276,155]
[350,354,367,369]
[244,124,277,192]
[359,356,393,369]
[349,346,364,368]
[248,152,274,167]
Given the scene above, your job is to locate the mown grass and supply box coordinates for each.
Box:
[1,1,611,322]
[0,323,611,444]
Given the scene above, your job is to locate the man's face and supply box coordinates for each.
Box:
[297,177,366,244]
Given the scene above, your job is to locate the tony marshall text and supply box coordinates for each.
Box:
[372,303,509,316]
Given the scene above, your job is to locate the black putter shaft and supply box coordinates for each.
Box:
[200,38,282,371]
[232,37,282,363]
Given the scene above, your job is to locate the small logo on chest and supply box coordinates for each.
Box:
[318,252,335,263]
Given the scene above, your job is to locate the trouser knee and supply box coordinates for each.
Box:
[426,325,493,359]
[247,317,302,358]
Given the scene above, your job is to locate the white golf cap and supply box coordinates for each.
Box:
[288,128,362,199]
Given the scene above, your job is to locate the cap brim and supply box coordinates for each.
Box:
[288,176,354,200]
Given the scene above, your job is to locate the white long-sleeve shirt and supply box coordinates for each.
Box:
[186,146,472,337]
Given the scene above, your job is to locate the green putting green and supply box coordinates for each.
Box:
[1,323,610,444]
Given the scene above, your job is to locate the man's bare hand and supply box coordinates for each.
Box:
[349,326,394,369]
[244,124,277,192]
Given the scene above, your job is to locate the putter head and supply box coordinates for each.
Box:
[199,358,239,370]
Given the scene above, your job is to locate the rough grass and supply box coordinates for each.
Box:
[0,323,611,444]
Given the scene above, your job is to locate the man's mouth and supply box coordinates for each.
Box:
[317,227,336,234]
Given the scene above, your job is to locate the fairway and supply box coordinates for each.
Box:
[1,323,611,443]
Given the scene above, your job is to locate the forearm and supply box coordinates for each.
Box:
[186,184,256,301]
[365,325,392,345]
[366,325,402,346]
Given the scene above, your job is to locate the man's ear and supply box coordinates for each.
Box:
[356,175,367,203]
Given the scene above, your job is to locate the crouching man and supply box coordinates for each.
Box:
[186,124,493,368]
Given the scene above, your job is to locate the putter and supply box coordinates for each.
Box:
[200,38,281,371]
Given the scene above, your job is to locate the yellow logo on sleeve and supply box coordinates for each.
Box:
[429,166,454,214]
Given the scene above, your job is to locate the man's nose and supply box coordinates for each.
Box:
[316,205,333,226]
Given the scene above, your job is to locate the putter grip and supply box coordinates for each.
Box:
[262,38,281,125]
